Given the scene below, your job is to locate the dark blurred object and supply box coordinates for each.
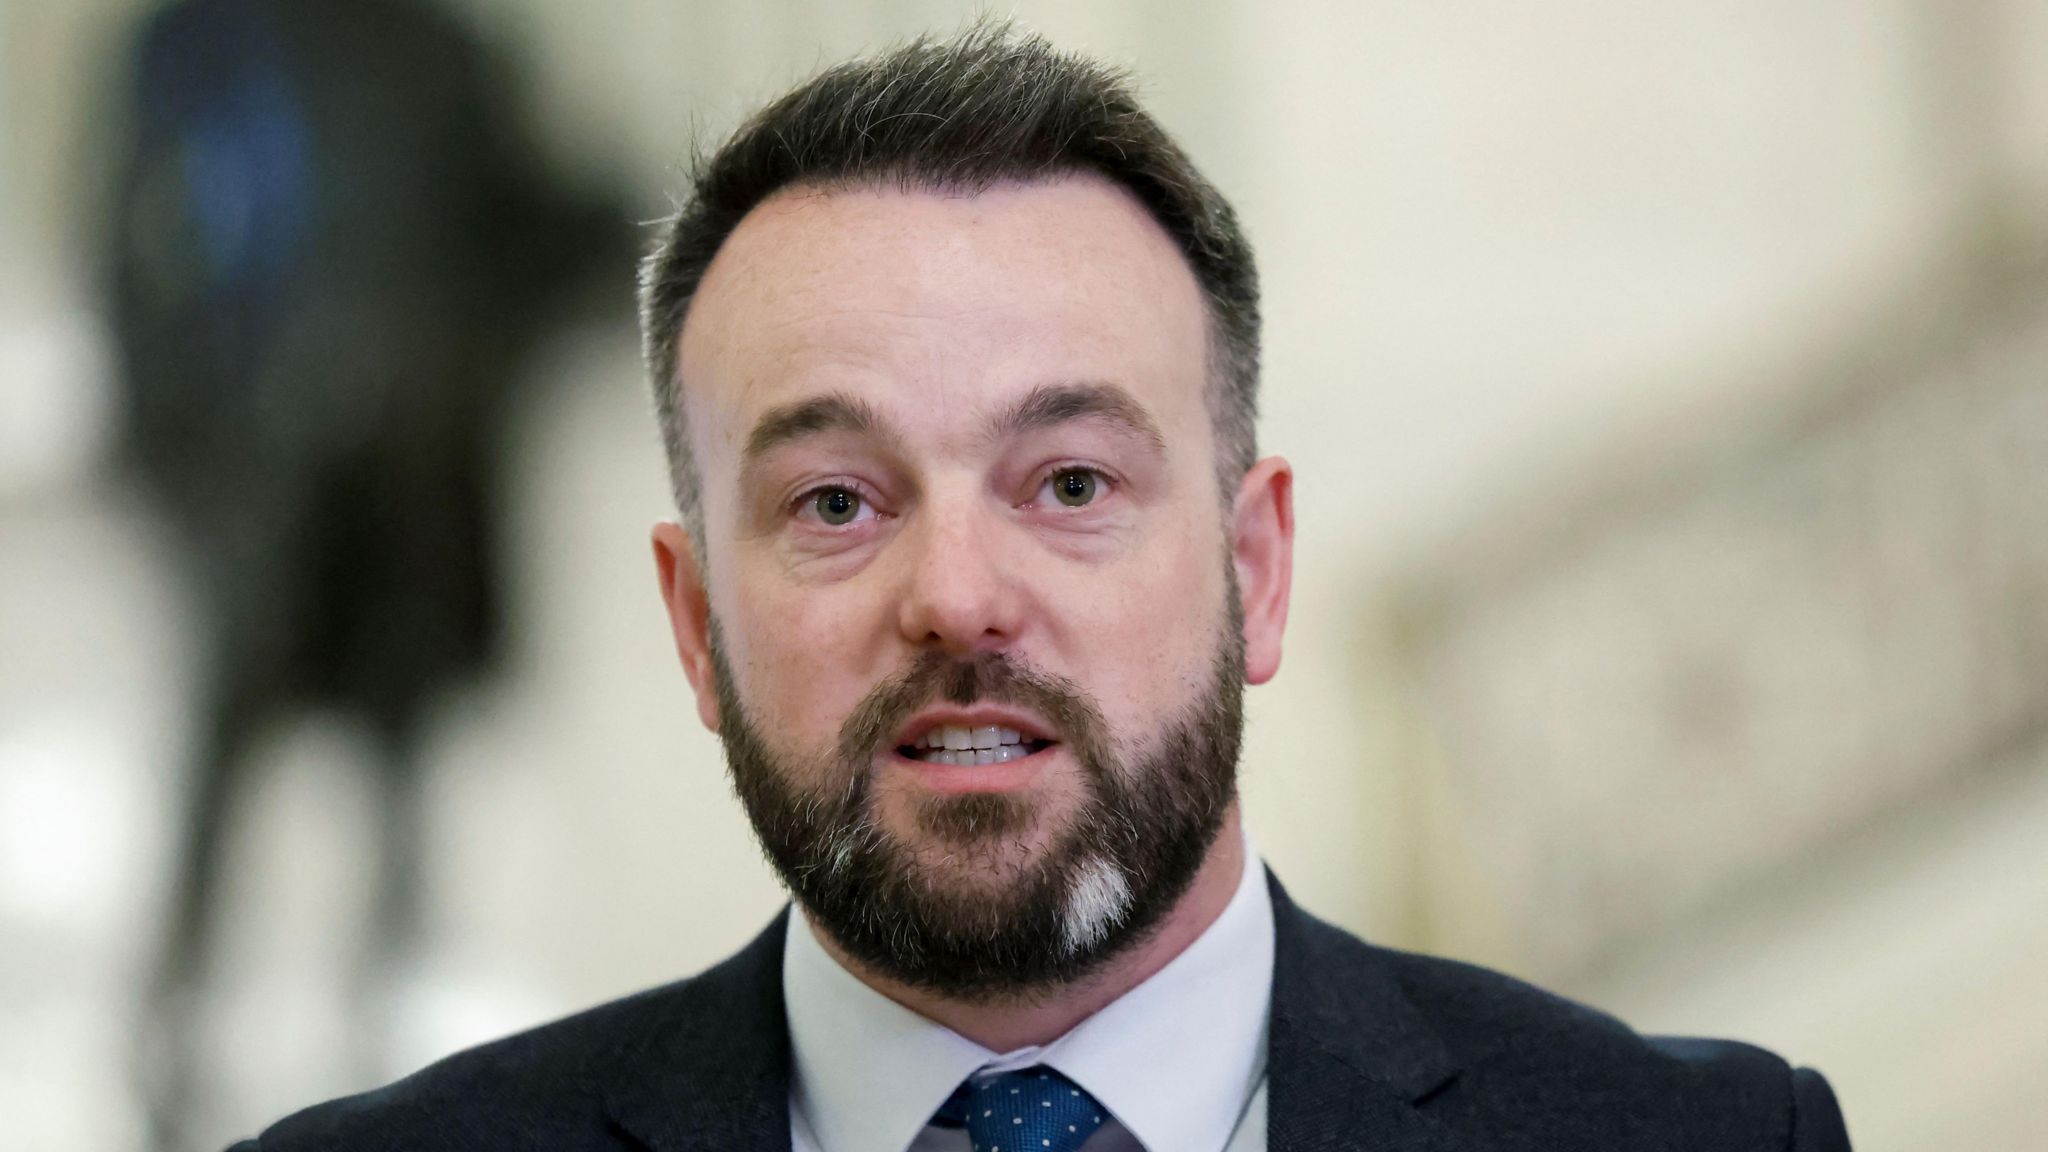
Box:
[104,0,631,1144]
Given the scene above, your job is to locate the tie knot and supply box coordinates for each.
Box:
[934,1066,1109,1152]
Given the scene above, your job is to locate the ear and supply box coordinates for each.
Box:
[1230,456,1294,685]
[652,520,723,733]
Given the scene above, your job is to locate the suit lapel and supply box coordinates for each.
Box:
[1264,872,1465,1152]
[601,909,795,1152]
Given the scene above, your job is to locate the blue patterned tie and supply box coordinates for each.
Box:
[931,1066,1110,1152]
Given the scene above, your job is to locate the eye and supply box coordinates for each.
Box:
[1045,467,1103,508]
[806,486,867,526]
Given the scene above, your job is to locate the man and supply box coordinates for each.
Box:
[230,25,1852,1152]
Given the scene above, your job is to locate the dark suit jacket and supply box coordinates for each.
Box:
[230,873,1851,1150]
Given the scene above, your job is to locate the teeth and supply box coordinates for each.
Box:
[919,744,1031,767]
[914,725,1030,750]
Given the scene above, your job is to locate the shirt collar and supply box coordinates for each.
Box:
[782,907,990,1152]
[783,827,1275,1152]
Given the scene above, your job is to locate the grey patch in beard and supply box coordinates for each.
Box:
[1061,854,1135,958]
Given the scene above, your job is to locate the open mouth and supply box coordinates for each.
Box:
[897,725,1055,767]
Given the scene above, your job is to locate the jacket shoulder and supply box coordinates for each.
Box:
[1267,880,1848,1151]
[238,978,682,1152]
[1375,943,1849,1150]
[232,914,791,1152]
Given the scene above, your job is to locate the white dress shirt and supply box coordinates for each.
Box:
[783,831,1273,1152]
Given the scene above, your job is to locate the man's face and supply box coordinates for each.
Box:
[654,173,1291,995]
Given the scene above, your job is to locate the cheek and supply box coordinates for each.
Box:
[718,569,888,749]
[1057,518,1230,731]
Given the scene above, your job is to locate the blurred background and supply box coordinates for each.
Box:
[2,1,2044,1149]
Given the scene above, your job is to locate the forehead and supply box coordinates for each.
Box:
[675,172,1211,464]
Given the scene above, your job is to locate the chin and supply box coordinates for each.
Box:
[885,797,1067,874]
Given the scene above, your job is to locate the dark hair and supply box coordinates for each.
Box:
[638,21,1259,541]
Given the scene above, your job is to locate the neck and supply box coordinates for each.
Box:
[807,804,1248,1052]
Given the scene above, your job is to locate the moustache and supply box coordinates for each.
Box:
[834,651,1114,776]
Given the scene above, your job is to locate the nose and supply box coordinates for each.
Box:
[893,494,1024,656]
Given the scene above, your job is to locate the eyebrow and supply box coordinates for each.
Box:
[990,382,1167,454]
[741,391,889,471]
[737,379,1167,482]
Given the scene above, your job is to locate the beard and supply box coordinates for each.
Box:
[708,592,1245,1002]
